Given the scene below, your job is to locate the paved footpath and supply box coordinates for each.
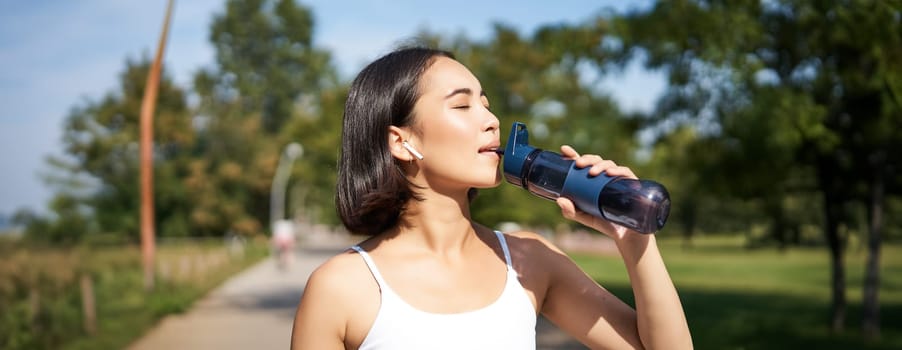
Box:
[128,238,586,350]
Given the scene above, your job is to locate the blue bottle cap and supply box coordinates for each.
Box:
[503,122,538,188]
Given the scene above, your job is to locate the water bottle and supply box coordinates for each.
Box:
[500,122,670,234]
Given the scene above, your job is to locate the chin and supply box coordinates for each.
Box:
[472,176,502,189]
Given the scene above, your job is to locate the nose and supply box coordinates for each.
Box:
[484,111,500,133]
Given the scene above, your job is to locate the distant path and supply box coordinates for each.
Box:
[127,234,586,350]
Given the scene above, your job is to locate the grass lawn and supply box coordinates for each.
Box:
[571,235,902,350]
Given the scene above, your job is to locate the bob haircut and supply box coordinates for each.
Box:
[336,47,454,236]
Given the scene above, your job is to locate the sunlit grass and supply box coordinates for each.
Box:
[571,235,902,350]
[0,239,270,350]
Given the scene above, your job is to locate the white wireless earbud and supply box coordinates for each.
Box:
[402,141,424,160]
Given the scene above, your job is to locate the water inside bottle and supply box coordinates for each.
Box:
[598,178,670,233]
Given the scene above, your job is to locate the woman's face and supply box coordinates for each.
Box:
[408,56,502,192]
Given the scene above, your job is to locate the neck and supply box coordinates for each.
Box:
[396,188,477,254]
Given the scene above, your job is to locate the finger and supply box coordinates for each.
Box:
[589,160,618,176]
[574,154,603,169]
[560,145,579,159]
[602,165,638,179]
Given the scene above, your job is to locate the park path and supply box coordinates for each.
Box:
[127,234,587,350]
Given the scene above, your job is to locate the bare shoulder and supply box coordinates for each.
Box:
[501,230,567,257]
[304,249,375,301]
[499,230,587,281]
[296,249,378,323]
[293,249,379,348]
[498,230,572,289]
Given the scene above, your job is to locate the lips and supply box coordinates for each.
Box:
[478,143,502,157]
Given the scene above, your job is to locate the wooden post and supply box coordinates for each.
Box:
[80,274,97,335]
[28,288,40,331]
[140,0,175,291]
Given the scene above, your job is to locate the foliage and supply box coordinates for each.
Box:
[201,0,336,133]
[611,0,902,332]
[14,58,193,243]
[190,0,339,235]
[18,0,340,240]
[611,0,902,238]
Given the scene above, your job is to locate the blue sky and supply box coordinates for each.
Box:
[0,0,663,216]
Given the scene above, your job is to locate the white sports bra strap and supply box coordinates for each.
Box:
[350,245,388,290]
[494,231,513,270]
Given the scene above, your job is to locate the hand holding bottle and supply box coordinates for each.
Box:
[554,145,642,240]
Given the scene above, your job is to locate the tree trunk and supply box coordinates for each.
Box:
[826,220,846,332]
[766,197,787,251]
[863,162,884,339]
[823,189,847,332]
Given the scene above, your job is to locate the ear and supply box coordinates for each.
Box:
[388,126,414,161]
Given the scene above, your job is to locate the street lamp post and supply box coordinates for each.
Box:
[139,0,174,292]
[270,142,303,231]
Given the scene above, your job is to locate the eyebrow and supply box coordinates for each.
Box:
[444,88,487,99]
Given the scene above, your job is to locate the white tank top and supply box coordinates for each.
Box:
[350,231,537,350]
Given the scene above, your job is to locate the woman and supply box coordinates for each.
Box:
[291,47,692,349]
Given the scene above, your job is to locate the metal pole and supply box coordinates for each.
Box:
[140,0,174,292]
[270,143,303,231]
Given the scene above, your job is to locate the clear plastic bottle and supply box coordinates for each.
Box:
[501,122,670,234]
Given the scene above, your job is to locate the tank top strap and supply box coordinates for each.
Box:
[493,231,513,271]
[350,245,388,291]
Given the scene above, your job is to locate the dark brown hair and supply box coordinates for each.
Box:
[336,47,454,235]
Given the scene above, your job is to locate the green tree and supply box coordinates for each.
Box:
[279,84,347,226]
[199,0,335,133]
[27,0,341,240]
[615,0,902,335]
[191,0,339,235]
[26,57,194,242]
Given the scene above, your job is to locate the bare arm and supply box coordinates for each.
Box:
[538,235,645,349]
[544,145,692,349]
[614,231,691,349]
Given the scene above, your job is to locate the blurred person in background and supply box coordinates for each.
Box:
[272,219,296,269]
